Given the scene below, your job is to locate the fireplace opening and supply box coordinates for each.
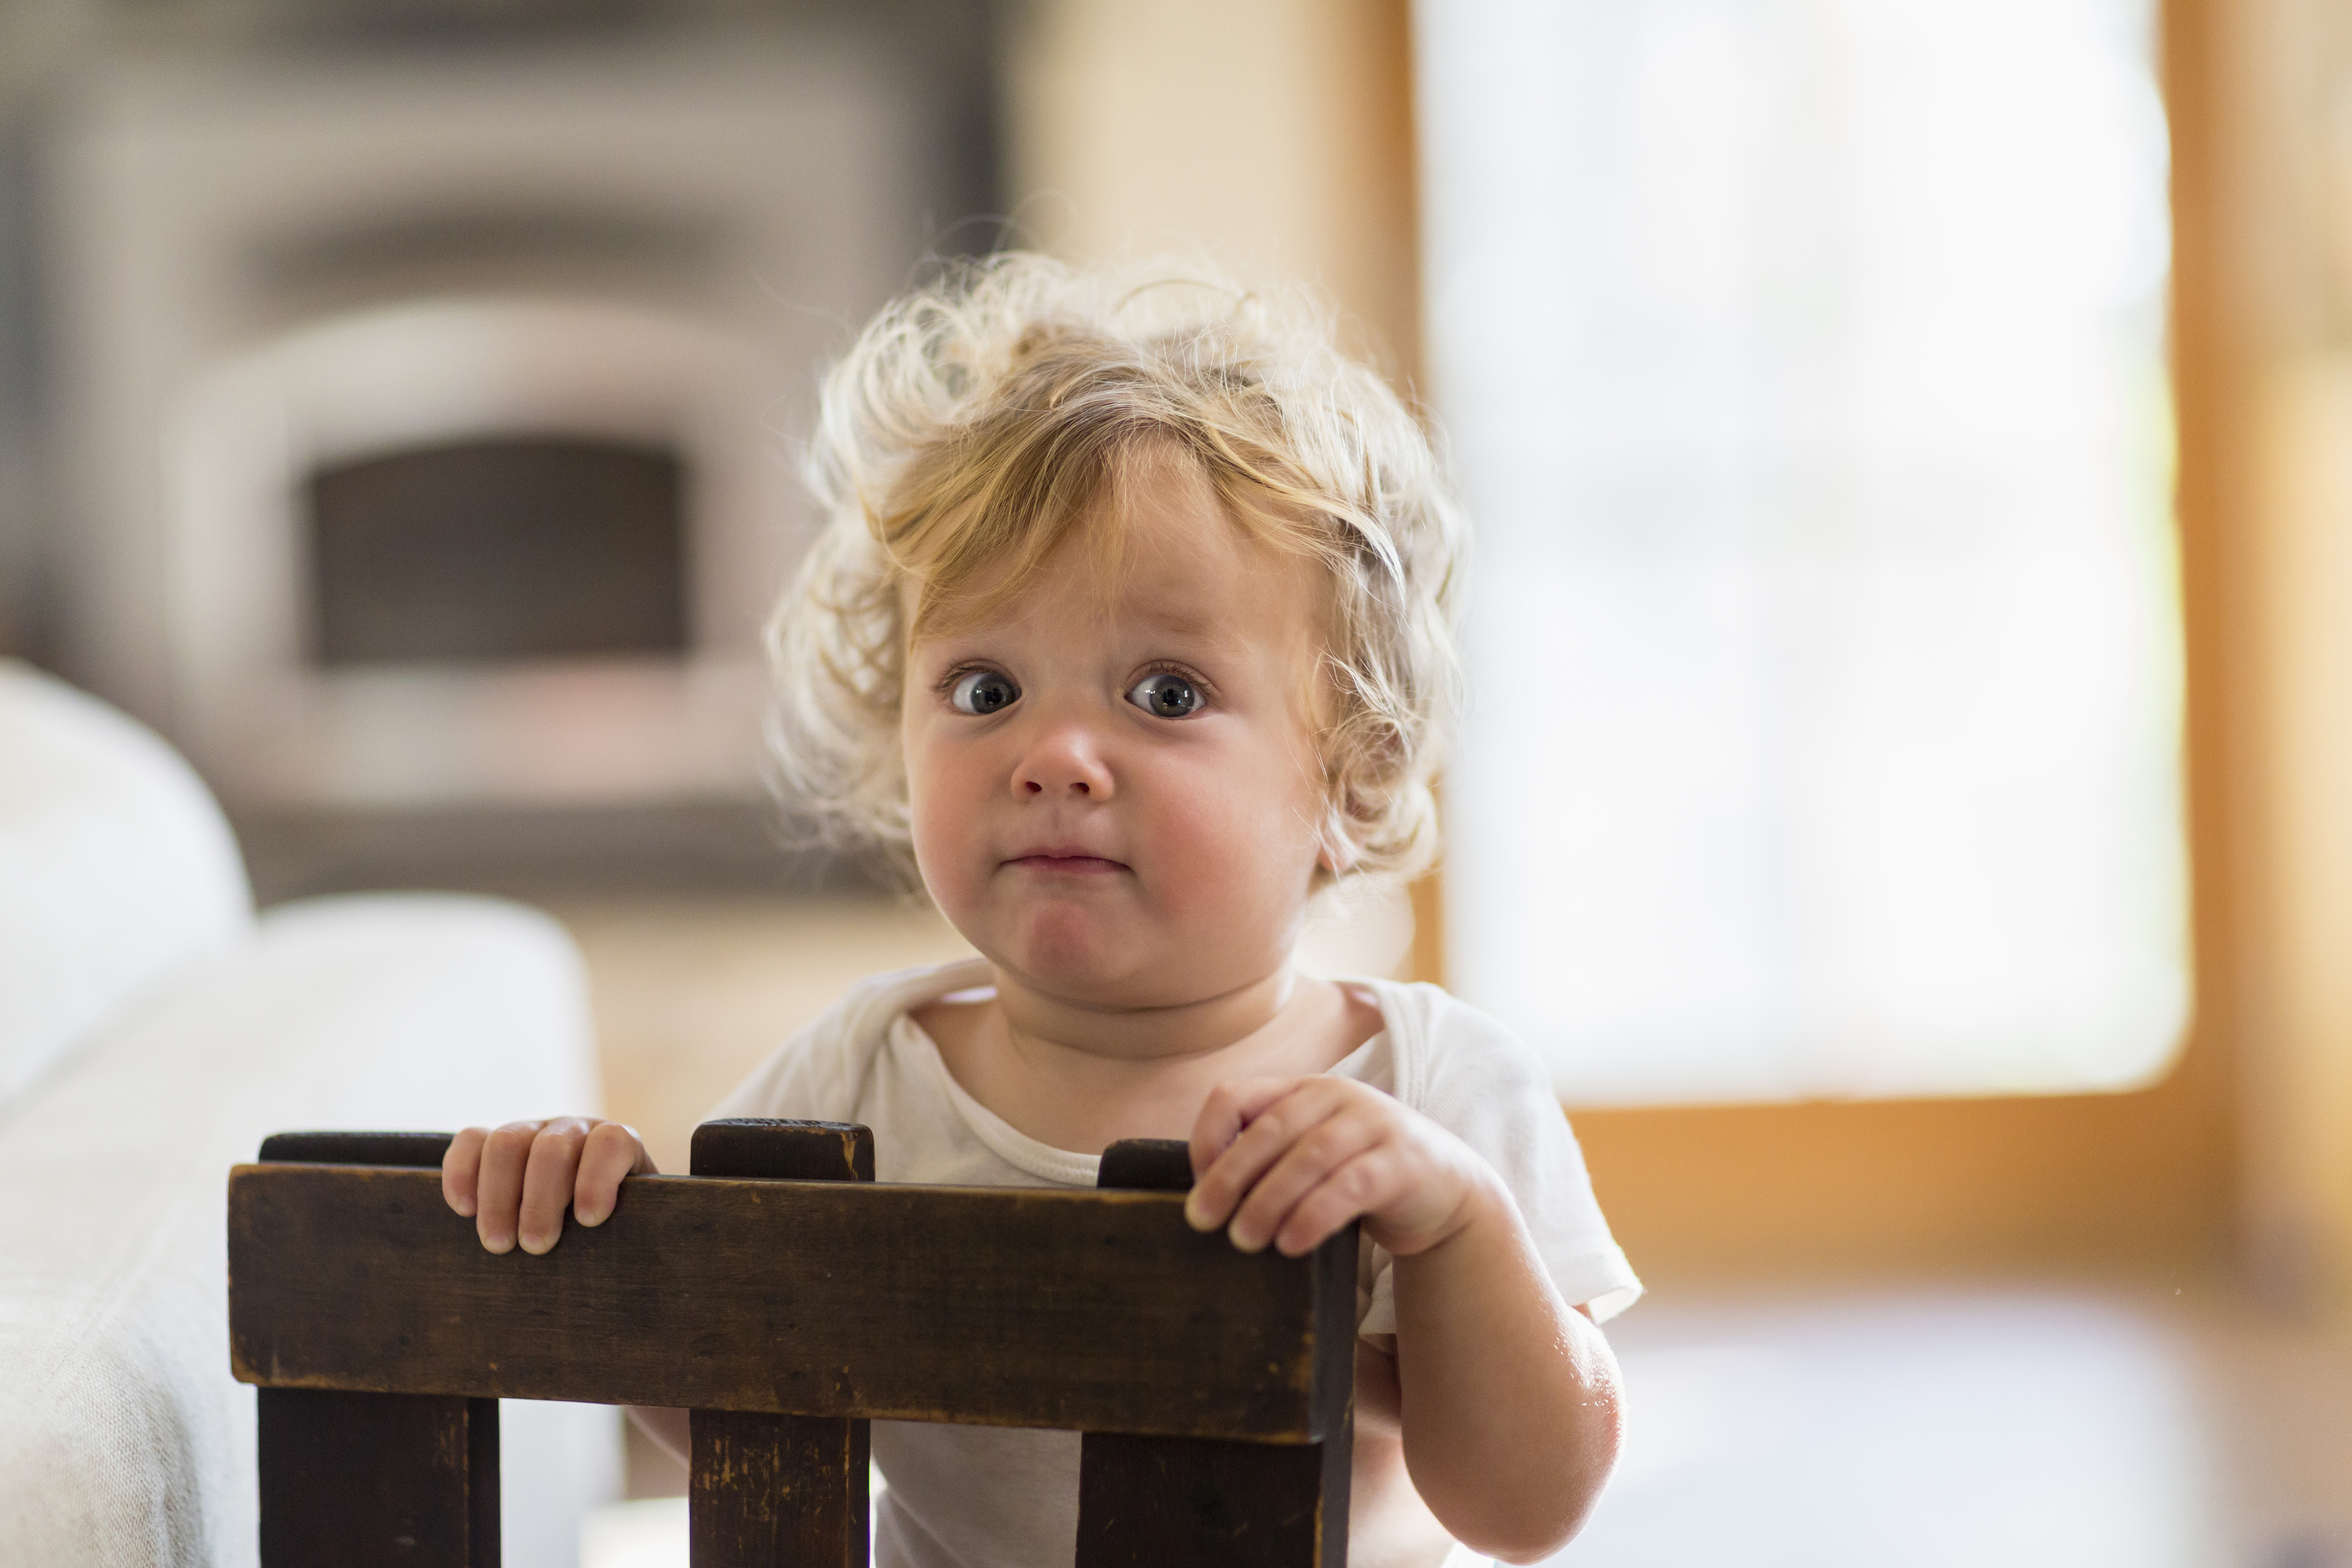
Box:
[306,434,689,667]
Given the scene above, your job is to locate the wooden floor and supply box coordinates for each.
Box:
[1581,1278,2352,1568]
[582,1276,2352,1567]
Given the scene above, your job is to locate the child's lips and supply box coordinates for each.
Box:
[1004,851,1128,875]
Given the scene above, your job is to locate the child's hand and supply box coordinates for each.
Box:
[1184,1078,1499,1259]
[440,1118,656,1255]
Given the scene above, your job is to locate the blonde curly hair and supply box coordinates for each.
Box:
[767,253,1466,885]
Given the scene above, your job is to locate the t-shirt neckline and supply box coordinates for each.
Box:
[885,958,1396,1188]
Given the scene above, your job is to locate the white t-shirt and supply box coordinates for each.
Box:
[707,958,1641,1568]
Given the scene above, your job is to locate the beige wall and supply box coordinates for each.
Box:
[1001,0,1421,386]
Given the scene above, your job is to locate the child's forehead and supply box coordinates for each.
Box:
[930,529,1304,646]
[917,454,1329,646]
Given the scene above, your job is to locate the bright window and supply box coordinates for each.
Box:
[1419,0,2188,1102]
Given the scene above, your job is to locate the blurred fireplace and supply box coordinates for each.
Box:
[155,292,836,894]
[170,295,781,787]
[46,35,983,894]
[308,436,689,668]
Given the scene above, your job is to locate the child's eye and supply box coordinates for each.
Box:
[949,670,1020,715]
[1125,672,1204,719]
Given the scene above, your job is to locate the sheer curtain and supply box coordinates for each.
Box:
[1419,0,2187,1102]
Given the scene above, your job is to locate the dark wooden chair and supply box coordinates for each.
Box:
[228,1119,1355,1567]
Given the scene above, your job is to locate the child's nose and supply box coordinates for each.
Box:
[1013,720,1115,800]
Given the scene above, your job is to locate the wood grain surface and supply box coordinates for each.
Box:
[258,1130,456,1168]
[691,1118,874,1183]
[1075,1137,1355,1567]
[229,1164,1345,1441]
[258,1389,500,1568]
[686,1120,872,1568]
[251,1134,499,1567]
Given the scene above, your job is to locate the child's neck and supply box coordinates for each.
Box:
[995,962,1301,1069]
[916,961,1385,1156]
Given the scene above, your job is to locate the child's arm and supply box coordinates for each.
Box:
[1185,1079,1623,1564]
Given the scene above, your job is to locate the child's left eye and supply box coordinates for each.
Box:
[1125,673,1204,719]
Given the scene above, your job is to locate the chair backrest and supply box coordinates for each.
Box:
[228,1120,1355,1567]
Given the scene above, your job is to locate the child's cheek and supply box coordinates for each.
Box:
[904,739,985,915]
[1147,765,1319,923]
[907,816,968,916]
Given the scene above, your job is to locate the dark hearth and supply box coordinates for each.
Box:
[308,436,689,668]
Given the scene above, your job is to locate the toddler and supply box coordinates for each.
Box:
[442,255,1639,1568]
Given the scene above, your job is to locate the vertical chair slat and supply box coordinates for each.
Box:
[687,1120,874,1568]
[253,1132,497,1567]
[259,1390,500,1568]
[1074,1139,1355,1568]
[691,1410,872,1568]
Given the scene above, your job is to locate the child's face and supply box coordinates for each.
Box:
[901,461,1332,1012]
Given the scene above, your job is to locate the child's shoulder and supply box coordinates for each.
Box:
[1332,975,1556,1113]
[816,955,995,1047]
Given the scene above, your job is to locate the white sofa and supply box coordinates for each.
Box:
[0,660,622,1565]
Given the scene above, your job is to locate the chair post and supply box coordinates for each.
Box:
[252,1132,499,1568]
[687,1119,875,1568]
[1075,1139,1355,1568]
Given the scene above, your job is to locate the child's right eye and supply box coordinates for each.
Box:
[948,670,1020,715]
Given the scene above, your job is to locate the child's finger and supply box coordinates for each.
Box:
[473,1119,543,1253]
[442,1126,489,1218]
[1187,1076,1312,1195]
[1271,1149,1400,1256]
[1185,1080,1339,1232]
[517,1118,593,1255]
[573,1123,651,1227]
[1224,1108,1387,1253]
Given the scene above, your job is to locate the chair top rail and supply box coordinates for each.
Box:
[228,1162,1354,1443]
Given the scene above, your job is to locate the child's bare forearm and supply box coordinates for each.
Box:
[1184,1075,1621,1557]
[1391,1179,1622,1563]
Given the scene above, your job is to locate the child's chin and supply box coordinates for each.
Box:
[1004,930,1134,991]
[1000,913,1183,1001]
